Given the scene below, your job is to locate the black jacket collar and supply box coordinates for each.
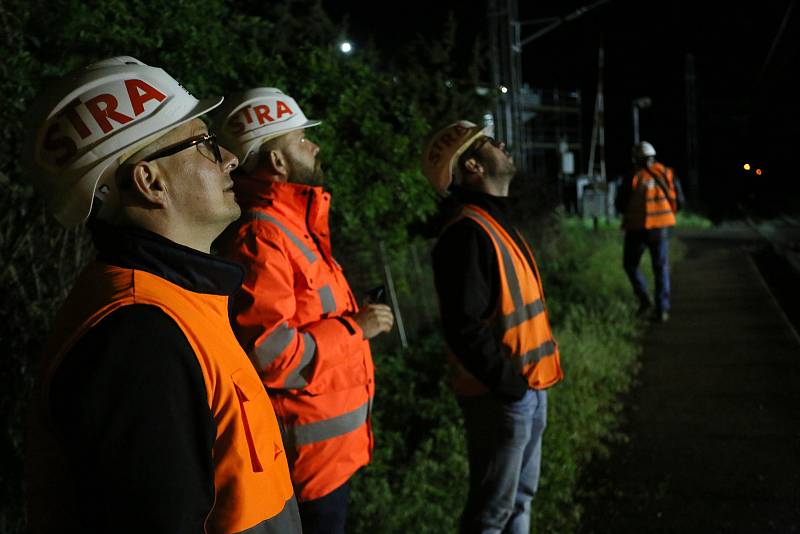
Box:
[436,186,514,228]
[89,219,244,296]
[449,186,511,216]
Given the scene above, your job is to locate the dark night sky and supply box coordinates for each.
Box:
[324,0,800,216]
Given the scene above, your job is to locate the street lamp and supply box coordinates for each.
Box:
[632,96,652,144]
[339,41,353,54]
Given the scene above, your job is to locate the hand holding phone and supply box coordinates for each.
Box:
[365,285,386,305]
[355,285,393,339]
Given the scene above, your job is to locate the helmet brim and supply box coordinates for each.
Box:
[252,118,322,143]
[235,119,323,167]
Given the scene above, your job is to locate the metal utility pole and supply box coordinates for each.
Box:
[587,46,606,181]
[684,53,699,207]
[488,0,524,170]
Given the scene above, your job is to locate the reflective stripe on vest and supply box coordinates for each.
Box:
[284,400,370,448]
[458,206,563,390]
[521,339,558,368]
[503,298,546,331]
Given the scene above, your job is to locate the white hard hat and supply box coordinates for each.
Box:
[421,120,492,196]
[23,56,224,228]
[633,141,657,159]
[214,88,321,166]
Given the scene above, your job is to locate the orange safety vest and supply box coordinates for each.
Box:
[623,162,677,230]
[219,178,374,501]
[444,205,564,396]
[28,262,298,533]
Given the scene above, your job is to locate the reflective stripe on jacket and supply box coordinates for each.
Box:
[623,162,677,230]
[446,205,564,395]
[220,178,374,501]
[35,262,299,533]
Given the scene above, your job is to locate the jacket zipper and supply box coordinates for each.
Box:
[305,190,333,266]
[305,190,358,314]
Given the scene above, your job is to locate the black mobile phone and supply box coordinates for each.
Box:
[366,285,387,304]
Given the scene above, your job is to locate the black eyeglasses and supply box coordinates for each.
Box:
[143,132,223,165]
[461,136,504,162]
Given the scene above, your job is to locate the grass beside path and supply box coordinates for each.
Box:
[532,216,646,532]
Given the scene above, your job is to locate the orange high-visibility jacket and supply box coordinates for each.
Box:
[31,262,298,534]
[220,178,374,502]
[445,205,564,396]
[623,162,678,230]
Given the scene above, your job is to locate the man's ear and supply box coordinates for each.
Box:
[129,162,168,207]
[264,148,290,180]
[259,146,289,176]
[462,156,483,176]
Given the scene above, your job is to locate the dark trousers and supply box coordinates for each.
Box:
[457,390,548,534]
[298,481,349,534]
[623,227,671,312]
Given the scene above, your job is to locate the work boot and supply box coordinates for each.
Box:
[636,299,652,317]
[651,310,669,323]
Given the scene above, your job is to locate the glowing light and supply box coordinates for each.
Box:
[755,168,763,175]
[499,85,509,94]
[339,42,353,54]
[743,163,751,171]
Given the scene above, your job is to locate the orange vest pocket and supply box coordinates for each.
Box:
[231,368,283,473]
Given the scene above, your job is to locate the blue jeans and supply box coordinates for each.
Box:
[298,481,349,534]
[623,228,670,312]
[457,389,548,534]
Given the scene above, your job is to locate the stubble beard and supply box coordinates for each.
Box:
[485,154,516,185]
[291,157,325,185]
